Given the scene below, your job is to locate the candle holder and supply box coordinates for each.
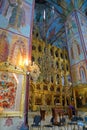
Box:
[20,61,40,130]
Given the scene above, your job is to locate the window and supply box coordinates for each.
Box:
[80,67,86,83]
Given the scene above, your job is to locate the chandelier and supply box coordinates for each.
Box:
[25,60,40,83]
[41,10,53,83]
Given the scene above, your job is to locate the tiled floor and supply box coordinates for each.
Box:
[28,112,84,130]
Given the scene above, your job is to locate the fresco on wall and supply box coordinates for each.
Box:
[34,3,65,45]
[0,31,9,62]
[65,11,87,85]
[34,0,87,47]
[0,29,29,67]
[65,11,85,66]
[0,0,34,130]
[77,11,87,59]
[65,11,78,42]
[68,34,84,65]
[0,71,24,111]
[0,117,24,130]
[54,33,67,49]
[46,17,64,43]
[0,0,33,37]
[0,72,17,109]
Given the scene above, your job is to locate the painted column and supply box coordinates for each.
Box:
[65,10,87,86]
[0,0,35,130]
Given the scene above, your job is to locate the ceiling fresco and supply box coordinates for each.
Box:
[34,0,87,48]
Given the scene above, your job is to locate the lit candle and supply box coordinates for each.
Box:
[43,9,45,20]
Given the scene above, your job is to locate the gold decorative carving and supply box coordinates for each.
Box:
[73,85,87,111]
[29,35,71,111]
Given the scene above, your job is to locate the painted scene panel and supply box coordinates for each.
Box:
[65,11,78,41]
[0,0,34,37]
[77,11,87,59]
[0,71,24,111]
[0,29,29,67]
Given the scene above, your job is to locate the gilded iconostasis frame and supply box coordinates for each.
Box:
[73,86,87,111]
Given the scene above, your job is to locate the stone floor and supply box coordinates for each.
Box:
[28,111,84,130]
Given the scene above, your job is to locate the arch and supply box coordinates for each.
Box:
[50,85,54,91]
[43,85,48,90]
[77,44,81,55]
[0,31,9,62]
[36,83,41,90]
[71,40,81,60]
[79,66,86,83]
[9,38,26,66]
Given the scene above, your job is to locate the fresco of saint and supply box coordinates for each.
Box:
[7,0,25,31]
[0,31,9,62]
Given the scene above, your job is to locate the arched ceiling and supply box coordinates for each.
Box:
[34,0,87,48]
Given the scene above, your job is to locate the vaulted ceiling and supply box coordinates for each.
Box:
[33,0,87,48]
